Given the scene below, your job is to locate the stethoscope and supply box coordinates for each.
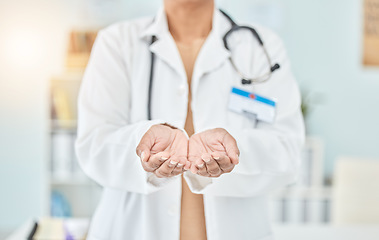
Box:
[147,10,280,120]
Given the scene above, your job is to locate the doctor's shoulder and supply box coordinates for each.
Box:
[93,16,154,54]
[247,21,286,46]
[239,21,288,59]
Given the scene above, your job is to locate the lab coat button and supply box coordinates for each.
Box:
[178,85,186,96]
[168,205,178,216]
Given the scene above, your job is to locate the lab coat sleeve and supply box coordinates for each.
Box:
[184,30,305,197]
[75,28,180,194]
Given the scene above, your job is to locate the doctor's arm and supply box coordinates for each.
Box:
[75,28,185,194]
[184,33,305,197]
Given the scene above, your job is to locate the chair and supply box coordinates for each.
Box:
[332,157,379,225]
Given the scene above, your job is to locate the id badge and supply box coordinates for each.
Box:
[228,87,277,124]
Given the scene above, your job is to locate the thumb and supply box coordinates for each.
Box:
[136,146,151,162]
[136,133,154,162]
[223,133,240,165]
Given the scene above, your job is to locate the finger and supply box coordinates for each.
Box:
[171,162,185,176]
[155,159,178,178]
[170,155,186,176]
[136,132,154,162]
[169,154,187,166]
[169,134,189,169]
[223,133,240,165]
[136,148,150,163]
[184,160,191,170]
[211,152,234,173]
[202,153,221,177]
[141,151,150,163]
[188,155,200,174]
[145,152,170,170]
[190,163,198,174]
[189,156,204,174]
[195,160,209,177]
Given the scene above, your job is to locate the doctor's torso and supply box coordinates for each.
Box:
[77,7,304,240]
[116,10,279,133]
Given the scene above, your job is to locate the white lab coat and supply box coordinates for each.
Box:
[75,7,305,240]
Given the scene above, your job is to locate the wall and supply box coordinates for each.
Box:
[0,0,159,231]
[281,0,379,177]
[0,0,378,232]
[0,0,52,230]
[219,0,379,177]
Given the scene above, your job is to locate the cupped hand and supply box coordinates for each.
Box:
[188,128,240,177]
[136,124,191,178]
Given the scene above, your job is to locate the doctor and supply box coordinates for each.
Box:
[75,0,305,239]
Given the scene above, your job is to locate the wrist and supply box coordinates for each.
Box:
[160,122,178,130]
[158,123,189,139]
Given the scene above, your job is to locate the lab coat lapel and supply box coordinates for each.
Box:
[149,34,186,80]
[140,8,186,81]
[192,9,232,94]
[140,8,233,90]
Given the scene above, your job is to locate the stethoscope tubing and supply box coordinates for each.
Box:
[148,36,157,121]
[147,10,280,120]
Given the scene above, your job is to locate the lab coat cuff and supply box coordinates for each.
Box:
[183,171,213,193]
[136,119,167,137]
[146,173,181,190]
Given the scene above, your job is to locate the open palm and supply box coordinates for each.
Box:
[188,128,240,177]
[136,124,190,178]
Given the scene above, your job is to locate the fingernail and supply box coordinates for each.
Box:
[202,156,211,162]
[141,152,146,162]
[160,156,168,161]
[197,163,204,168]
[177,163,184,167]
[213,156,220,160]
[170,160,178,165]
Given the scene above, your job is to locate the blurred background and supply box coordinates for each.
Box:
[1,0,379,239]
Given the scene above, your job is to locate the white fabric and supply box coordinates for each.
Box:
[75,7,305,240]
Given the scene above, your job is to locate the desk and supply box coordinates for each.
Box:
[5,219,88,240]
[5,222,379,240]
[273,224,379,240]
[5,221,35,240]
